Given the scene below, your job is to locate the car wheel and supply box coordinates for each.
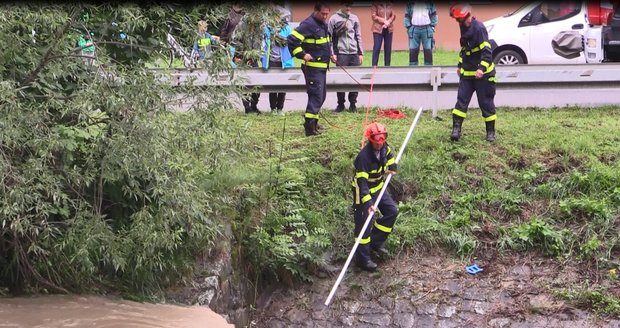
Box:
[494,50,524,65]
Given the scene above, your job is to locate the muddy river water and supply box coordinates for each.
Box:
[0,294,232,327]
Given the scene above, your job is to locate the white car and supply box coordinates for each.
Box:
[484,1,591,64]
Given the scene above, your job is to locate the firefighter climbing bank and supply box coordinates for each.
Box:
[450,3,497,142]
[288,2,337,136]
[351,122,399,272]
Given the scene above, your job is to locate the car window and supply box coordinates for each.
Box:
[504,4,530,17]
[541,1,580,20]
[519,1,581,27]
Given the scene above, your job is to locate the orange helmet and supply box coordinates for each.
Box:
[450,3,472,20]
[364,122,388,145]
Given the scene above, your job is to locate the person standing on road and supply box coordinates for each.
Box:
[288,2,337,136]
[351,122,399,272]
[262,5,295,114]
[404,0,438,66]
[232,5,265,114]
[222,3,261,114]
[329,1,364,113]
[370,1,396,67]
[449,3,497,142]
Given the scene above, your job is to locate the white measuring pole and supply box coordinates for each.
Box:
[324,107,424,307]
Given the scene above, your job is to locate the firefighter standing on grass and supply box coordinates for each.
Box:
[351,123,399,272]
[450,3,497,142]
[288,2,337,136]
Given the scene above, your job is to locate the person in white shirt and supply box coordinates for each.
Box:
[403,1,438,65]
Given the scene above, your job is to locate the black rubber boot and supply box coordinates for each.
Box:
[485,120,496,142]
[423,49,433,65]
[451,115,464,141]
[371,242,390,259]
[313,119,323,135]
[409,48,419,66]
[304,119,317,136]
[355,244,378,272]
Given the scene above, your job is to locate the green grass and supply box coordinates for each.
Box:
[361,48,459,67]
[292,49,458,68]
[215,105,620,313]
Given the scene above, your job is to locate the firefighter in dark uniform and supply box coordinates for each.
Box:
[450,3,497,142]
[351,122,399,271]
[288,2,337,136]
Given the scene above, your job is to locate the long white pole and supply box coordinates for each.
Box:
[324,107,424,307]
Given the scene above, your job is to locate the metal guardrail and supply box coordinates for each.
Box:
[155,64,620,114]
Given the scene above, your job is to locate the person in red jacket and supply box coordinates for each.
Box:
[351,122,399,271]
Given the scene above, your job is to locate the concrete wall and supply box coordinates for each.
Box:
[289,2,522,52]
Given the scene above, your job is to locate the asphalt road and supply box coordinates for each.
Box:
[223,87,619,114]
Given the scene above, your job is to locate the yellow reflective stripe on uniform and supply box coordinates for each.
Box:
[452,109,467,118]
[489,76,497,83]
[480,62,495,73]
[352,179,360,203]
[302,61,328,68]
[460,68,476,76]
[292,47,303,55]
[458,56,463,63]
[358,236,371,245]
[374,222,392,233]
[369,181,384,194]
[356,172,369,179]
[467,41,491,55]
[367,177,381,182]
[461,66,494,76]
[484,114,497,122]
[305,112,320,119]
[486,63,495,73]
[302,36,330,44]
[386,158,395,166]
[369,169,381,174]
[361,194,372,203]
[291,30,305,41]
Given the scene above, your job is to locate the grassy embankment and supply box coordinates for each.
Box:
[216,105,620,315]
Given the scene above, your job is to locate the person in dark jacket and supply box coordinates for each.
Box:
[449,3,497,142]
[329,1,364,113]
[220,3,244,44]
[351,122,399,272]
[288,2,337,136]
[222,3,261,114]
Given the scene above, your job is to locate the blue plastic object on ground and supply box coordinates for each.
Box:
[466,264,483,275]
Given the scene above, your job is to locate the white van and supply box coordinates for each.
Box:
[484,1,594,64]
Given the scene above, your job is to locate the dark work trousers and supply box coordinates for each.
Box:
[453,76,497,120]
[336,54,360,108]
[242,60,260,113]
[301,64,327,121]
[268,61,286,111]
[352,190,398,264]
[372,28,393,66]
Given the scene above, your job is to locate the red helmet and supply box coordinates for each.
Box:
[364,122,388,145]
[450,3,472,20]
